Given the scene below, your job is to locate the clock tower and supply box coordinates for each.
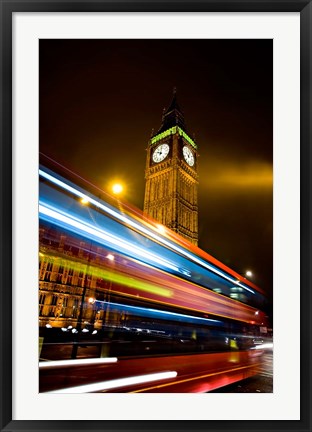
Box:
[144,90,199,245]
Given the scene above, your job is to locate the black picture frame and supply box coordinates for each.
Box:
[1,1,311,431]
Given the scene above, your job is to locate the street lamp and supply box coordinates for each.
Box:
[70,255,92,359]
[103,253,115,328]
[71,197,94,359]
[245,270,253,278]
[112,183,123,195]
[111,181,125,221]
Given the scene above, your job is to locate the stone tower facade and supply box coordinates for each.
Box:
[144,91,199,245]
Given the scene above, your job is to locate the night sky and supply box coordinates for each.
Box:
[39,39,273,311]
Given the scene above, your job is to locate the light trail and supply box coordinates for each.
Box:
[130,363,262,393]
[251,343,273,350]
[39,169,255,294]
[39,203,180,274]
[38,250,172,298]
[94,299,222,326]
[39,357,118,369]
[46,371,178,393]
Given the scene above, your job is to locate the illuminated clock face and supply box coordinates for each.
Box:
[152,143,170,163]
[183,146,195,166]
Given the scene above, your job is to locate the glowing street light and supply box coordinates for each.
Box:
[246,270,253,278]
[103,253,115,329]
[71,199,93,359]
[112,183,123,195]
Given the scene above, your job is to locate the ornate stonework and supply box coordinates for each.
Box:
[144,92,199,245]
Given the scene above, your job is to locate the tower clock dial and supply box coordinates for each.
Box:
[144,91,198,246]
[152,143,170,163]
[183,146,195,166]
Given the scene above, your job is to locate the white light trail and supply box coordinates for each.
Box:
[252,343,273,350]
[39,357,118,369]
[39,169,255,294]
[95,299,221,325]
[45,371,177,393]
[39,204,180,274]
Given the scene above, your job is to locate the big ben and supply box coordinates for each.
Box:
[144,90,199,245]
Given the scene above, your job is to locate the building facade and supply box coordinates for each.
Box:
[39,227,116,330]
[143,91,199,245]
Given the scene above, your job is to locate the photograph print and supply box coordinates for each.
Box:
[38,39,273,394]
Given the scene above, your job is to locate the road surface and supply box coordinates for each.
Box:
[210,350,273,393]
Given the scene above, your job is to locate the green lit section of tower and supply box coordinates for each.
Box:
[151,126,197,150]
[144,90,199,246]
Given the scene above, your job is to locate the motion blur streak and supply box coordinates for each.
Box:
[39,252,172,298]
[39,169,254,293]
[39,357,118,369]
[94,299,222,325]
[39,203,180,273]
[252,343,273,350]
[130,363,262,393]
[39,166,270,393]
[46,371,178,393]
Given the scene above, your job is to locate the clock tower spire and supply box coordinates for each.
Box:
[143,90,199,245]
